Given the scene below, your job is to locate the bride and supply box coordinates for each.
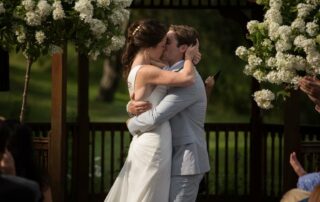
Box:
[104,19,199,202]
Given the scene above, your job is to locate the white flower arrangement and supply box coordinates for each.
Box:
[0,0,132,61]
[236,0,320,109]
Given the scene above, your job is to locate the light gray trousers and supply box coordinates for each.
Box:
[169,174,204,202]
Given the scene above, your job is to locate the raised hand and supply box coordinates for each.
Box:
[289,152,306,177]
[299,76,320,113]
[185,39,200,61]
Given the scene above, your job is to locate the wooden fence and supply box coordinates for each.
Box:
[29,122,320,202]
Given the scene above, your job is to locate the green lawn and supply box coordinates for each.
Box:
[1,44,255,123]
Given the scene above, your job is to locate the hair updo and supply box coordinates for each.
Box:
[122,19,168,79]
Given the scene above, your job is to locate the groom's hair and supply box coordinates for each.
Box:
[169,25,199,47]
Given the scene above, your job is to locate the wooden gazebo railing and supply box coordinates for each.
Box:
[30,122,320,202]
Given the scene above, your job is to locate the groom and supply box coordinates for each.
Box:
[127,25,210,202]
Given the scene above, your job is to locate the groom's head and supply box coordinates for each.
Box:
[162,25,199,66]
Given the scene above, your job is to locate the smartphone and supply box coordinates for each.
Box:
[214,70,221,81]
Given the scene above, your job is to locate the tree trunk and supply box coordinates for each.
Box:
[97,53,121,102]
[19,59,33,123]
[0,49,9,91]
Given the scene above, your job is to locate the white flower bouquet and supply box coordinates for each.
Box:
[0,0,132,122]
[0,0,132,61]
[236,0,320,109]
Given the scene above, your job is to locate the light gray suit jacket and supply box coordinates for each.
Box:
[127,61,210,176]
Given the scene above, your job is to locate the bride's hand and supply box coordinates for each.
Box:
[192,52,201,65]
[185,39,199,61]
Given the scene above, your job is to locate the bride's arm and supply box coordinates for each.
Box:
[138,42,199,87]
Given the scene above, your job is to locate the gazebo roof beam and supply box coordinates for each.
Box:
[130,0,260,9]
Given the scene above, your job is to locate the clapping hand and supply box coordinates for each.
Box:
[299,76,320,113]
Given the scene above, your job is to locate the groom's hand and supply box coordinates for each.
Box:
[128,100,152,116]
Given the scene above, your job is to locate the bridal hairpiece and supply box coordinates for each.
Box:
[132,25,142,37]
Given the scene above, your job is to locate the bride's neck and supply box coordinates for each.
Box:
[132,51,150,67]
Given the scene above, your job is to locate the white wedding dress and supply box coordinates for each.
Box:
[104,65,172,202]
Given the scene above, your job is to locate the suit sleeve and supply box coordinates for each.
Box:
[127,86,196,135]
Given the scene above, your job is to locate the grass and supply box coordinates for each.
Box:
[1,44,254,123]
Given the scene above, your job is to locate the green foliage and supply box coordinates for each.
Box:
[1,8,320,124]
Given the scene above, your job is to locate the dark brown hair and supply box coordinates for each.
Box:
[122,19,168,79]
[169,25,199,47]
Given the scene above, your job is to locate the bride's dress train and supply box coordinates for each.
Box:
[104,65,172,202]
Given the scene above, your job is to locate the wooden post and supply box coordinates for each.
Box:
[0,49,9,91]
[72,53,89,202]
[283,90,300,192]
[249,79,264,202]
[50,51,67,202]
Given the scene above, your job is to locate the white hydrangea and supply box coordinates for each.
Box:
[306,50,320,67]
[291,55,308,71]
[36,0,51,18]
[52,1,65,20]
[235,46,248,59]
[264,8,282,24]
[110,35,125,51]
[291,76,301,89]
[97,0,111,8]
[306,0,320,5]
[268,22,280,40]
[88,18,107,38]
[25,11,41,26]
[253,89,275,109]
[247,20,260,34]
[22,0,35,11]
[35,31,46,44]
[291,18,306,33]
[109,8,130,25]
[0,2,5,14]
[275,39,292,52]
[278,25,292,40]
[74,0,93,21]
[15,29,26,43]
[248,55,263,67]
[277,69,296,83]
[253,70,266,82]
[267,57,277,68]
[243,64,256,76]
[262,39,274,51]
[297,3,315,18]
[269,0,282,10]
[266,71,282,84]
[306,22,319,37]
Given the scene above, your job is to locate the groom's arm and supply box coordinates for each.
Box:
[127,86,196,135]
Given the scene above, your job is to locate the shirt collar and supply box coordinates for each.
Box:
[169,60,184,70]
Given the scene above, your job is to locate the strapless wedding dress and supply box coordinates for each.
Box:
[104,65,172,202]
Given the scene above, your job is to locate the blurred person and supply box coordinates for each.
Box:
[104,19,199,202]
[280,188,310,202]
[0,120,41,202]
[308,184,320,202]
[126,24,211,202]
[0,120,52,202]
[290,152,320,193]
[299,76,320,113]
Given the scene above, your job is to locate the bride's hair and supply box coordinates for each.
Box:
[122,19,168,79]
